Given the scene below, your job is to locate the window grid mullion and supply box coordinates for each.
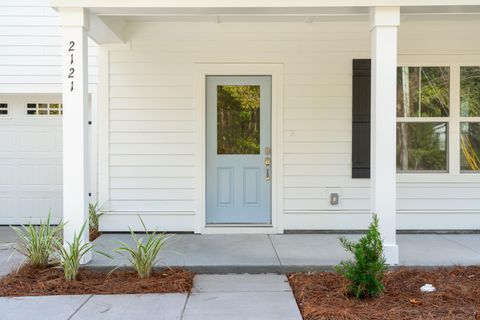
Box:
[396,117,450,123]
[449,65,461,175]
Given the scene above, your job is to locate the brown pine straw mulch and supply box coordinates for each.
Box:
[0,264,194,297]
[89,228,101,242]
[288,267,480,320]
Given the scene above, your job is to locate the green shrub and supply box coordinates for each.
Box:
[10,213,64,268]
[54,222,109,281]
[335,214,388,299]
[89,202,104,231]
[114,217,170,279]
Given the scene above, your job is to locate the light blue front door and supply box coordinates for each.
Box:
[206,76,272,224]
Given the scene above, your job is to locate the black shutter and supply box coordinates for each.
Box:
[352,59,371,178]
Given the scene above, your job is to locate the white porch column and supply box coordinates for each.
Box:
[370,6,400,265]
[59,8,91,263]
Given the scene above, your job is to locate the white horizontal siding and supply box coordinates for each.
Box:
[107,19,480,230]
[0,1,97,93]
[109,20,371,224]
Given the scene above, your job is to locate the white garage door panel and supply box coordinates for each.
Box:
[0,95,62,224]
[0,132,15,152]
[0,163,15,185]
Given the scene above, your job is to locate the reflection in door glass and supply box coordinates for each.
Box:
[217,85,260,154]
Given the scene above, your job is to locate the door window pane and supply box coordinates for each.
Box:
[217,85,260,154]
[397,67,450,117]
[460,122,480,171]
[396,122,447,171]
[461,67,480,117]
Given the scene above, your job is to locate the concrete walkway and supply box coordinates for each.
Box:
[0,228,24,277]
[90,233,480,272]
[1,228,479,320]
[0,274,301,320]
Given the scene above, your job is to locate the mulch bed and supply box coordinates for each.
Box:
[289,267,480,320]
[0,264,194,297]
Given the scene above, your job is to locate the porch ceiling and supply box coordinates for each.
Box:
[52,1,480,44]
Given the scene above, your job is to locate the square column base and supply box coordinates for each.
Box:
[384,243,399,265]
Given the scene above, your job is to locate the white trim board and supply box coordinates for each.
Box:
[194,63,284,234]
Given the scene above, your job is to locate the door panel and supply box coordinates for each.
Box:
[206,76,272,224]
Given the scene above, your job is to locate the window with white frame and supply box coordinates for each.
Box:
[26,103,63,116]
[0,103,8,116]
[396,66,480,173]
[396,66,450,172]
[460,67,480,172]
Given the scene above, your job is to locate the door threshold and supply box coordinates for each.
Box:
[206,223,273,228]
[202,224,277,234]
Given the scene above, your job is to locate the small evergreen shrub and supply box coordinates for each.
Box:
[335,214,388,299]
[10,213,64,268]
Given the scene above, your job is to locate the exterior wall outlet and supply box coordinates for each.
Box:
[330,193,339,205]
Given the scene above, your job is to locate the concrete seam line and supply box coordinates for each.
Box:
[268,235,283,266]
[67,294,93,320]
[438,234,480,255]
[179,292,191,320]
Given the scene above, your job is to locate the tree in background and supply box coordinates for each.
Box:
[217,85,261,154]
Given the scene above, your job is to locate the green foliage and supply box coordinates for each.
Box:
[460,66,480,117]
[10,213,64,268]
[54,222,109,281]
[397,66,450,117]
[114,217,170,279]
[89,202,104,231]
[397,122,447,171]
[460,123,480,171]
[336,215,388,299]
[396,67,451,171]
[217,85,261,154]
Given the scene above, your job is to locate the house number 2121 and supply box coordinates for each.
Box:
[68,41,75,92]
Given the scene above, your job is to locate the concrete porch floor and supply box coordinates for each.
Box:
[2,227,480,274]
[88,232,480,272]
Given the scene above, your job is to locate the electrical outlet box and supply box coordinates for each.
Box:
[330,193,339,205]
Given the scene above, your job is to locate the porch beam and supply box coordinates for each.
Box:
[89,15,125,44]
[369,6,400,265]
[59,7,91,264]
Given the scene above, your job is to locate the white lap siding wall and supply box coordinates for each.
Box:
[0,0,97,223]
[0,0,97,93]
[103,18,480,231]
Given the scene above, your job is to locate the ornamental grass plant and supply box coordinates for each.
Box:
[89,202,104,231]
[54,222,110,281]
[114,217,170,279]
[10,213,64,268]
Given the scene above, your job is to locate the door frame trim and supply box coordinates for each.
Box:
[194,64,284,234]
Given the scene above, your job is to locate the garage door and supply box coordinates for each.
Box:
[0,95,63,224]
